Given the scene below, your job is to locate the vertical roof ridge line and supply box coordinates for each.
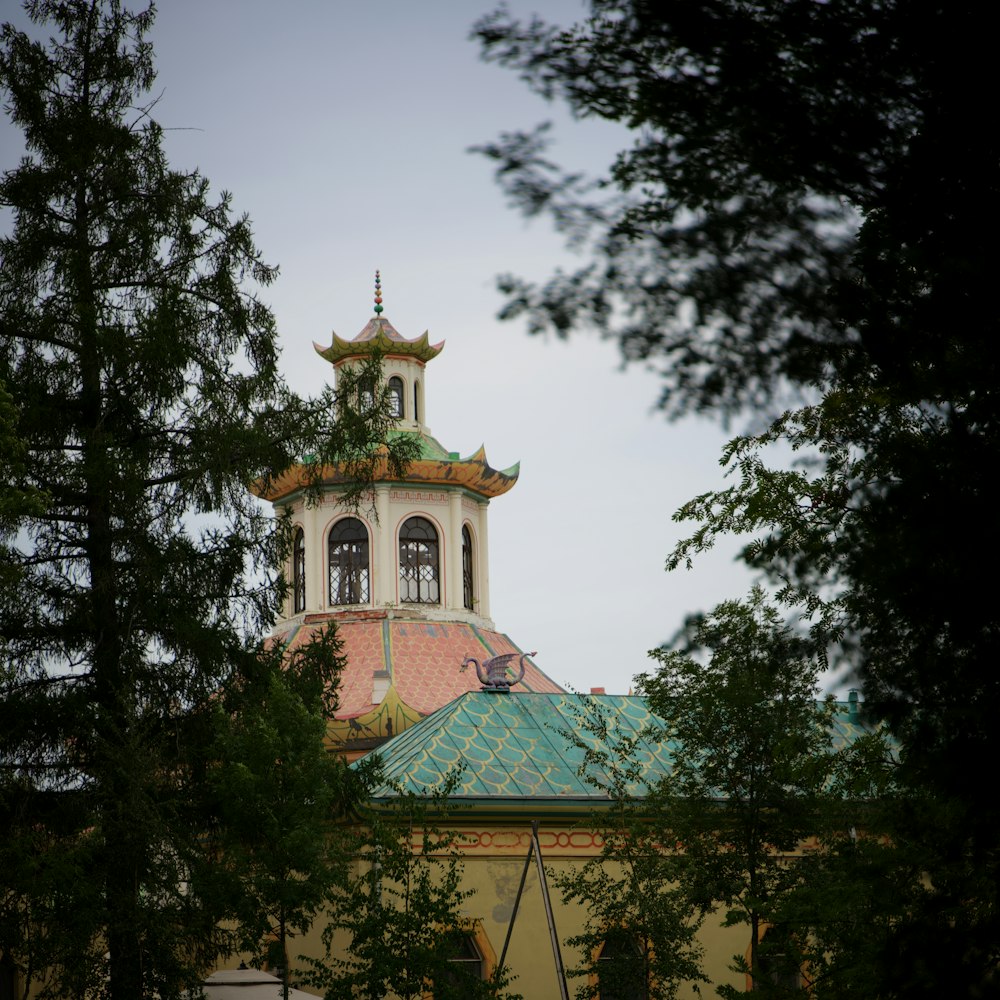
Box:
[284,623,303,648]
[381,618,393,678]
[469,623,497,655]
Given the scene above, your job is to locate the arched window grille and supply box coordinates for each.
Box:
[462,525,474,611]
[328,517,370,605]
[399,516,439,603]
[388,376,404,418]
[293,527,306,614]
[359,377,375,411]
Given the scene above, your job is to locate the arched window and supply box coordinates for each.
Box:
[293,527,306,614]
[757,925,802,992]
[597,932,648,1000]
[462,524,474,611]
[388,376,404,418]
[399,516,439,603]
[359,377,375,411]
[329,517,370,605]
[413,379,420,424]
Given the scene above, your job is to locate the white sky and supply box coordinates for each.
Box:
[1,1,759,696]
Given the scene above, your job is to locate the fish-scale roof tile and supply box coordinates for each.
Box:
[363,694,888,806]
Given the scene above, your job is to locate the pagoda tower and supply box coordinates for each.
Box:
[254,276,564,758]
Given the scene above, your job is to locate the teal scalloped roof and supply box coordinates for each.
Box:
[364,693,673,804]
[361,693,882,809]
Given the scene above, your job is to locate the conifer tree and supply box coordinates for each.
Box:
[204,629,359,1000]
[0,4,409,999]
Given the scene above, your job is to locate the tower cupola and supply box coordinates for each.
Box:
[254,276,561,756]
[314,272,443,433]
[257,274,520,623]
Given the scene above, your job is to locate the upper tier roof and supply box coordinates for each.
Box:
[315,315,445,364]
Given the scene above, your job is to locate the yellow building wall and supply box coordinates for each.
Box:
[271,821,751,1000]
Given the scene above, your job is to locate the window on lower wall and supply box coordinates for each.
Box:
[597,931,649,1000]
[399,516,439,603]
[329,517,370,605]
[293,526,306,613]
[756,925,803,993]
[441,932,485,989]
[435,922,497,997]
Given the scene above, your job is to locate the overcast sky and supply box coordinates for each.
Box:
[1,0,762,695]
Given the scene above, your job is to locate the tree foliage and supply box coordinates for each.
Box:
[557,595,893,999]
[0,4,411,1000]
[774,733,914,1000]
[0,383,44,538]
[668,393,1000,995]
[552,699,705,1000]
[473,0,995,422]
[640,589,836,998]
[304,777,518,1000]
[478,2,1000,993]
[473,1,869,419]
[203,627,357,1000]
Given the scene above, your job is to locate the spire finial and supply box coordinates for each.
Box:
[374,270,383,315]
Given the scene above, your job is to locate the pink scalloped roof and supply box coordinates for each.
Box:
[274,613,564,719]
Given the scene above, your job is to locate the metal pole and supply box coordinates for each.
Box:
[531,819,570,1000]
[498,832,535,974]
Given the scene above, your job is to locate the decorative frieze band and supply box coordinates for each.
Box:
[321,490,375,507]
[401,828,605,856]
[389,489,448,505]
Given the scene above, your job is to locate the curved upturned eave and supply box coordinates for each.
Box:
[313,328,445,365]
[251,449,520,503]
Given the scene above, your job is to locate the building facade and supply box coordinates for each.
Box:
[248,289,876,999]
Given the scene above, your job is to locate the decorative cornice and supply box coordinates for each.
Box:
[252,443,519,503]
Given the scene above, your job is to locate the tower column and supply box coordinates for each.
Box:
[306,501,323,613]
[374,485,393,606]
[477,500,491,619]
[448,490,463,611]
